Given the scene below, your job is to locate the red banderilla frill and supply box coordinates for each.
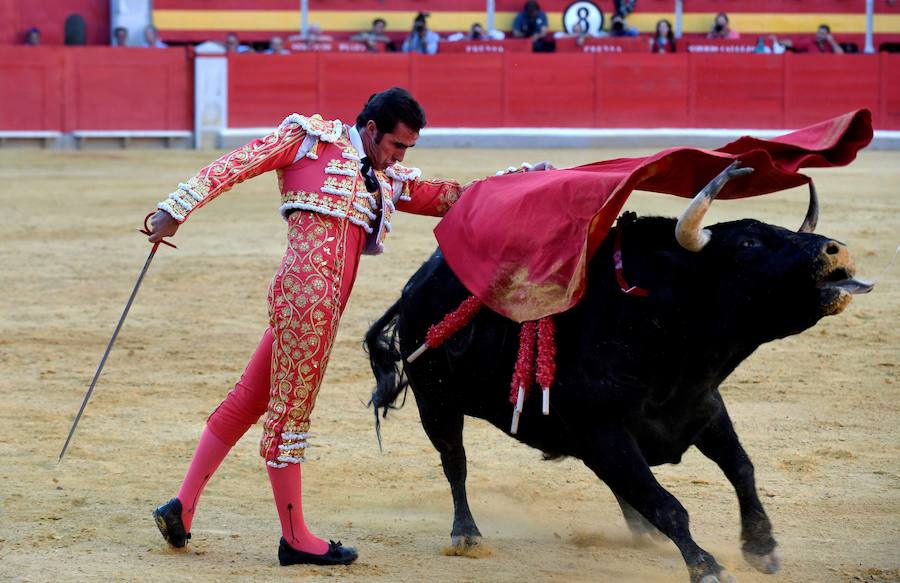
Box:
[509,317,557,433]
[404,294,558,435]
[509,321,536,434]
[406,295,483,362]
[536,317,556,416]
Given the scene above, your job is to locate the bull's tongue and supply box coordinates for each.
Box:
[832,277,875,294]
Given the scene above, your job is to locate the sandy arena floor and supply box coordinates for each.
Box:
[0,146,897,583]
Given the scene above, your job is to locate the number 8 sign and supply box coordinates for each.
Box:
[563,1,604,35]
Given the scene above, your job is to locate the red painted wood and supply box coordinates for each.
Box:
[504,53,596,127]
[880,53,900,130]
[228,53,318,128]
[0,47,66,130]
[0,46,190,131]
[316,53,410,122]
[784,53,880,128]
[596,53,690,127]
[690,54,785,128]
[2,48,898,134]
[411,54,505,127]
[556,37,650,53]
[66,47,192,130]
[439,39,531,54]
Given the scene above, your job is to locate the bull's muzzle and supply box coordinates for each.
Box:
[817,240,874,295]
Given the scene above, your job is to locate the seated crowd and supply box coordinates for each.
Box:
[19,3,873,56]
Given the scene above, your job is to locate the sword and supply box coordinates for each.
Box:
[58,213,176,463]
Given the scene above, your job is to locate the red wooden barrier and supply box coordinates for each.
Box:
[596,54,690,128]
[2,49,898,135]
[556,37,650,53]
[504,53,595,127]
[686,39,762,54]
[690,54,786,128]
[0,48,66,130]
[0,46,192,131]
[439,39,531,54]
[222,53,900,131]
[65,48,193,131]
[287,40,376,53]
[880,53,900,130]
[411,54,504,127]
[316,53,411,122]
[784,54,881,128]
[228,53,318,128]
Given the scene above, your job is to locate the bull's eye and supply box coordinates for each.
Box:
[739,239,759,249]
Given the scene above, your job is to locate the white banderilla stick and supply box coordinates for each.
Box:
[510,386,525,434]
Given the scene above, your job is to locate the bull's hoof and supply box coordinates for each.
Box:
[443,535,491,558]
[743,548,780,574]
[450,534,482,548]
[698,573,736,583]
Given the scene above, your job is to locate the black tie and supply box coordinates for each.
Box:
[360,157,379,193]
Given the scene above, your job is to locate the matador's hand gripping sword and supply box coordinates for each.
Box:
[58,213,177,463]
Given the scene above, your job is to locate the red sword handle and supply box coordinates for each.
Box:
[139,211,178,249]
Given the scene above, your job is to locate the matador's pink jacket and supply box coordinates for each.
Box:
[158,113,463,253]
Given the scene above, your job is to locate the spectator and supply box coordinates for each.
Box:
[113,26,129,47]
[614,0,637,16]
[402,12,439,55]
[553,21,596,47]
[287,24,334,51]
[24,27,40,46]
[143,25,168,48]
[447,22,506,42]
[513,1,553,52]
[351,18,395,52]
[225,31,251,53]
[299,24,333,43]
[264,36,290,54]
[651,19,676,53]
[786,24,845,54]
[753,35,787,54]
[609,12,639,37]
[708,12,740,40]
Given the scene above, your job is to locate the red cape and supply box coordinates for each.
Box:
[434,109,874,322]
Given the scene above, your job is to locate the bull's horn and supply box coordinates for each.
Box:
[798,181,819,233]
[675,162,754,252]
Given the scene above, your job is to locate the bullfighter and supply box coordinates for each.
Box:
[147,87,549,566]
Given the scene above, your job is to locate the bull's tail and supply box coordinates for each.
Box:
[364,299,410,449]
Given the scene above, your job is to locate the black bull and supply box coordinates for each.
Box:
[364,164,873,583]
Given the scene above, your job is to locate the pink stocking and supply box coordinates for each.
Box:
[267,464,328,554]
[175,426,231,532]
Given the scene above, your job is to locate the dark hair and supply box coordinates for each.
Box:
[373,18,386,27]
[819,24,831,33]
[356,87,426,133]
[655,18,676,51]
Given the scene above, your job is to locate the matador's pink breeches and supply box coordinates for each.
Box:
[206,211,365,466]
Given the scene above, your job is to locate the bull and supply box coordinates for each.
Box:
[364,163,873,583]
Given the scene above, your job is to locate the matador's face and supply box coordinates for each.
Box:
[363,120,418,171]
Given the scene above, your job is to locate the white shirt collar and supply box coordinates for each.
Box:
[347,124,367,168]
